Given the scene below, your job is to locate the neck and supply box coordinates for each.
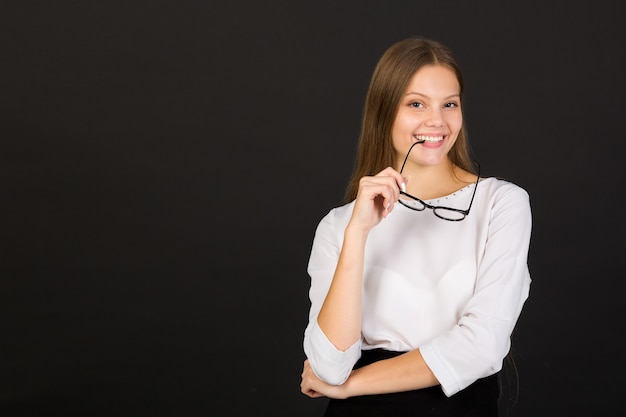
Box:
[400,160,472,200]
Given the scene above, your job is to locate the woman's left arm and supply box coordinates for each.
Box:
[420,184,532,396]
[301,349,438,399]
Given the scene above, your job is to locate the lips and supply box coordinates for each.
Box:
[414,134,444,143]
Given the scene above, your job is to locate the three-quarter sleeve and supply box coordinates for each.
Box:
[302,207,363,385]
[420,185,532,396]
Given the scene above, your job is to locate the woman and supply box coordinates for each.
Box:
[300,37,532,416]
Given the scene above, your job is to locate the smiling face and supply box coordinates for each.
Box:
[392,64,463,169]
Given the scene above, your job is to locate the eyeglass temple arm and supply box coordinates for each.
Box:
[400,140,425,172]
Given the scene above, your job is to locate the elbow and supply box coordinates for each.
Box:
[303,346,353,386]
[476,332,511,374]
[303,331,359,386]
[313,365,349,386]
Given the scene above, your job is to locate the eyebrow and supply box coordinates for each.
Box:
[404,92,460,100]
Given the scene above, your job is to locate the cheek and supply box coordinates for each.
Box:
[393,113,419,134]
[392,119,417,150]
[445,116,463,146]
[391,117,404,138]
[450,114,463,132]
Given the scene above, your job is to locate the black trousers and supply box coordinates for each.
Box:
[323,349,500,417]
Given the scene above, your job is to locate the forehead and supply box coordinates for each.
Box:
[405,65,460,95]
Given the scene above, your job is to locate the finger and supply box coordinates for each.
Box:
[360,179,399,203]
[366,174,403,202]
[358,183,396,220]
[302,388,321,398]
[377,185,396,218]
[375,167,406,191]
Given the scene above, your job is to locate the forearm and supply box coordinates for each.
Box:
[317,225,368,351]
[343,349,439,397]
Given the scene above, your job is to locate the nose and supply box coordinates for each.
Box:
[425,108,444,127]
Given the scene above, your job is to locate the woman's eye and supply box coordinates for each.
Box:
[410,102,423,108]
[444,102,458,108]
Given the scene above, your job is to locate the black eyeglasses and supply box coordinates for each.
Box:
[397,142,480,221]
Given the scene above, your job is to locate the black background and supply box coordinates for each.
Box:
[2,1,625,416]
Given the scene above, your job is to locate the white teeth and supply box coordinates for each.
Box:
[415,135,444,142]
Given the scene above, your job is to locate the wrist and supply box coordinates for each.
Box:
[341,368,362,399]
[344,224,370,242]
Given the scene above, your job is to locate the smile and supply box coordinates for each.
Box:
[414,135,444,143]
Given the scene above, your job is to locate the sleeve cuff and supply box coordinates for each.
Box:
[419,342,461,397]
[303,320,362,385]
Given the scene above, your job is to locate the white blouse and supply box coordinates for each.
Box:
[303,177,532,397]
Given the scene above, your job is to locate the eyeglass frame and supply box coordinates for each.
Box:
[397,141,480,222]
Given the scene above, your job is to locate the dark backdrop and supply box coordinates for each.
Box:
[2,1,624,416]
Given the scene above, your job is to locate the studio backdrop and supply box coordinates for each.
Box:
[2,1,624,416]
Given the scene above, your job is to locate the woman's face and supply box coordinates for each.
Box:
[391,64,462,169]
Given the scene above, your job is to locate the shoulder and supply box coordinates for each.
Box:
[479,177,530,203]
[316,201,355,231]
[477,178,532,226]
[310,201,355,252]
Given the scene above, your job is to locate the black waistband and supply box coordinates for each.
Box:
[324,348,500,417]
[355,348,406,368]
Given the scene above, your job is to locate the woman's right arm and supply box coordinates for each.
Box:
[303,167,405,384]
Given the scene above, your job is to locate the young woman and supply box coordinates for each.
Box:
[300,37,532,416]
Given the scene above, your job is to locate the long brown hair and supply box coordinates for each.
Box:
[344,37,475,203]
